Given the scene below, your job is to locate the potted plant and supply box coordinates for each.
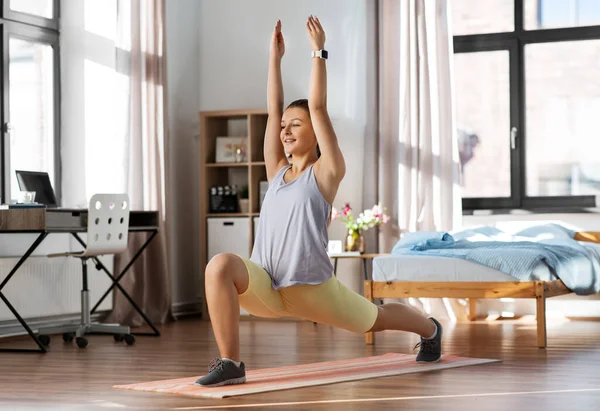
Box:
[331,203,390,253]
[238,185,249,213]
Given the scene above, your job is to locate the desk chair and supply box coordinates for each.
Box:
[38,194,135,349]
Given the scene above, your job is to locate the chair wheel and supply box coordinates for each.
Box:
[62,333,75,343]
[38,335,51,346]
[124,334,136,345]
[76,337,88,348]
[114,334,124,342]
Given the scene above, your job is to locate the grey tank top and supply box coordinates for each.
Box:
[250,163,334,289]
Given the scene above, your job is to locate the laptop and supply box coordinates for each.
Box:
[15,170,58,207]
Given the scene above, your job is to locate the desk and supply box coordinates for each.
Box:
[329,253,390,280]
[0,208,160,353]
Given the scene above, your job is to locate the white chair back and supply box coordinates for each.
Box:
[84,194,130,257]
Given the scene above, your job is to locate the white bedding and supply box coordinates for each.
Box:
[372,254,556,283]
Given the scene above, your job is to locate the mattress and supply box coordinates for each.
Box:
[372,255,556,283]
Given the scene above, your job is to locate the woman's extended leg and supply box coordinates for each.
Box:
[368,303,443,362]
[368,303,436,338]
[281,277,442,362]
[204,253,250,362]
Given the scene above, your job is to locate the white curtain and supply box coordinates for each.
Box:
[108,0,172,326]
[397,0,461,235]
[377,0,463,320]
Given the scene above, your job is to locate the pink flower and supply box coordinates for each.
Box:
[331,207,339,220]
[372,203,383,217]
[383,214,390,224]
[343,203,352,216]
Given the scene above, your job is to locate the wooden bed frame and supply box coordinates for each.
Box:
[363,231,600,348]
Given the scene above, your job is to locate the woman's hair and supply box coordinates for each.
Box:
[287,98,309,111]
[286,99,321,157]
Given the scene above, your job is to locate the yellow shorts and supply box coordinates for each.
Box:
[238,258,379,334]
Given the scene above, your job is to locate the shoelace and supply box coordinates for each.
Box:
[208,358,226,373]
[414,339,438,353]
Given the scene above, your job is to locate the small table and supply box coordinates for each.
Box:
[328,253,390,280]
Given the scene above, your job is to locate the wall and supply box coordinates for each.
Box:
[165,0,202,314]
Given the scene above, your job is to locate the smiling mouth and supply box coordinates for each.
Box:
[284,139,296,144]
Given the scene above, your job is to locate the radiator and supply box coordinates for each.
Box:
[0,256,113,322]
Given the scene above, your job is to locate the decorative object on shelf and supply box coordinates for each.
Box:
[327,240,343,254]
[235,147,244,163]
[215,136,247,163]
[238,185,249,213]
[209,186,220,213]
[209,185,240,213]
[331,203,390,253]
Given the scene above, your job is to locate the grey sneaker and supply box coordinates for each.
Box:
[415,318,443,363]
[194,358,246,387]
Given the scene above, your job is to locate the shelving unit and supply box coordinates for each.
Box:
[199,109,269,277]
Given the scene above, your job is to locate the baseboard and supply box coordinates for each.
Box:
[172,300,204,319]
[0,311,110,339]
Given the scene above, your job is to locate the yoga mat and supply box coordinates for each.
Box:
[114,353,500,399]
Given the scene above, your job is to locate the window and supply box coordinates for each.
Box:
[525,40,600,197]
[527,0,600,29]
[9,0,54,19]
[1,3,60,203]
[453,0,600,210]
[452,0,515,35]
[454,51,512,198]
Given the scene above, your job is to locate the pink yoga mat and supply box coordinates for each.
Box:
[114,353,500,399]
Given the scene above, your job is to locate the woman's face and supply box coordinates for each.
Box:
[280,107,317,156]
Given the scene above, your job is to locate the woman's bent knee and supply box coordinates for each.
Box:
[206,253,236,277]
[205,253,249,294]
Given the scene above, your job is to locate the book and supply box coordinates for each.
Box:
[327,251,361,257]
[0,203,47,210]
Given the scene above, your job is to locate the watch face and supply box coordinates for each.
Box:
[321,50,328,59]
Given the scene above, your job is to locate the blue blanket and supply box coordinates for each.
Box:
[391,224,600,295]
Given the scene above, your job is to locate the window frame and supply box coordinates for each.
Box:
[455,0,600,211]
[2,0,58,30]
[0,3,61,204]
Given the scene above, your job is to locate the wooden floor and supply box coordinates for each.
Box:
[0,316,599,410]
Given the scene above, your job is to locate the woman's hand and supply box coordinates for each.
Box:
[306,15,325,51]
[270,19,285,59]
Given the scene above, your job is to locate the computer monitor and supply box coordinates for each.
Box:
[15,170,58,207]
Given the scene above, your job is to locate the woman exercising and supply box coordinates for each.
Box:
[196,17,443,387]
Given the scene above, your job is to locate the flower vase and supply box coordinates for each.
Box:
[345,229,365,253]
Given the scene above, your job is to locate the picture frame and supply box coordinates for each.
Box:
[328,240,343,254]
[215,136,247,163]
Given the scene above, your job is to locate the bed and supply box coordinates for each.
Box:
[363,231,600,348]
